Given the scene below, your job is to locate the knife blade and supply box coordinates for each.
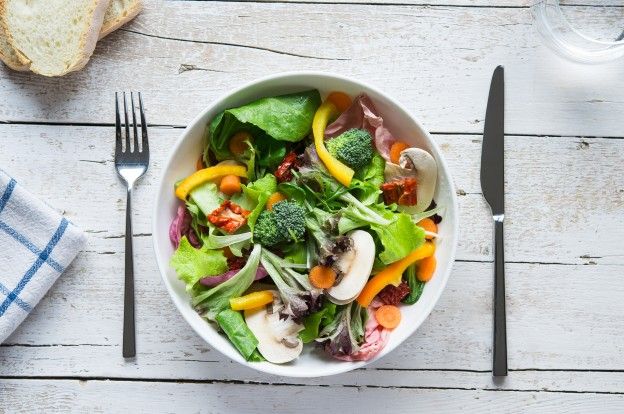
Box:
[480,65,507,377]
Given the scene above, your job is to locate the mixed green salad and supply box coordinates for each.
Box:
[169,90,442,364]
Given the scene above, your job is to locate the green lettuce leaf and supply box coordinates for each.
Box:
[351,153,385,205]
[189,182,222,216]
[232,174,277,231]
[372,213,426,264]
[299,301,337,343]
[282,242,307,265]
[215,309,261,361]
[192,244,262,320]
[202,229,252,257]
[207,90,321,160]
[170,237,229,291]
[402,263,425,305]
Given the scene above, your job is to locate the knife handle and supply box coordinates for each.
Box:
[493,218,508,376]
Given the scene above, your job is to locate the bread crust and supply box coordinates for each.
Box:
[99,0,142,39]
[0,0,112,76]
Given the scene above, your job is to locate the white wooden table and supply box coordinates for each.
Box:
[1,0,623,412]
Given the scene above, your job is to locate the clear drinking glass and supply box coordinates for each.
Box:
[532,0,624,63]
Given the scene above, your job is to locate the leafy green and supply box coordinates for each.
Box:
[402,264,425,305]
[282,242,307,265]
[192,244,262,320]
[350,303,368,344]
[356,152,385,187]
[189,182,222,216]
[207,90,321,161]
[170,237,229,291]
[215,309,261,361]
[299,301,337,343]
[202,229,252,257]
[260,250,322,321]
[255,134,289,170]
[372,213,425,264]
[277,182,307,204]
[238,140,257,181]
[410,205,444,223]
[350,153,385,206]
[317,302,366,356]
[232,174,277,231]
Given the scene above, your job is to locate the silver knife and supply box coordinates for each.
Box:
[480,65,507,377]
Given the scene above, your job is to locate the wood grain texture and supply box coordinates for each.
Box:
[2,379,624,413]
[1,0,623,410]
[0,1,623,137]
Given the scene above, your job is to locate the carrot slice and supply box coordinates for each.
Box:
[417,255,436,282]
[309,265,337,289]
[326,91,352,113]
[375,305,402,329]
[219,174,242,195]
[266,192,287,211]
[417,217,438,239]
[229,131,252,155]
[390,141,410,164]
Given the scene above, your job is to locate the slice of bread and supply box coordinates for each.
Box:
[101,0,142,38]
[0,0,141,73]
[0,0,111,76]
[0,25,26,71]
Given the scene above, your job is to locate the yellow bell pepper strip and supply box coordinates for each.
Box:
[175,165,247,200]
[229,290,274,311]
[312,101,354,187]
[357,241,436,307]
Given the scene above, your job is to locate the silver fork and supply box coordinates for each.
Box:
[115,92,149,358]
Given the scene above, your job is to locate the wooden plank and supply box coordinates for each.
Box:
[2,379,624,413]
[207,0,623,6]
[0,2,623,136]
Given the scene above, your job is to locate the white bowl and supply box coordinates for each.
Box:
[153,72,459,378]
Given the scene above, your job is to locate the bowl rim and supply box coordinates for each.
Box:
[152,70,459,377]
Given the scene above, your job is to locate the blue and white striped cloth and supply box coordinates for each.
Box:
[0,170,85,343]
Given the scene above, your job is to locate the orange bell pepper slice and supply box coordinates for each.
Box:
[357,242,436,307]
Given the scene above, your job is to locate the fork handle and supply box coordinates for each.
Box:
[123,186,136,358]
[493,218,507,376]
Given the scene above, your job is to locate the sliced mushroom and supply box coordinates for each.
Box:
[384,147,437,213]
[244,294,303,364]
[327,230,376,304]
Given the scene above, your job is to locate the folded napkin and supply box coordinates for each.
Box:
[0,170,86,343]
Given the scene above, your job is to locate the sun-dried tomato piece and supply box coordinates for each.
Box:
[207,200,250,234]
[275,151,302,183]
[381,178,418,206]
[378,281,411,306]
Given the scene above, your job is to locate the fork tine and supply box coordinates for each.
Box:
[123,92,131,152]
[115,93,122,155]
[130,92,139,152]
[138,92,149,153]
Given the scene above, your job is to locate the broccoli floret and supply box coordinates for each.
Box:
[253,210,281,246]
[326,129,374,169]
[253,201,306,246]
[273,200,306,242]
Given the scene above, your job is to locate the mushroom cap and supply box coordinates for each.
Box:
[383,147,438,213]
[327,230,376,304]
[244,294,303,364]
